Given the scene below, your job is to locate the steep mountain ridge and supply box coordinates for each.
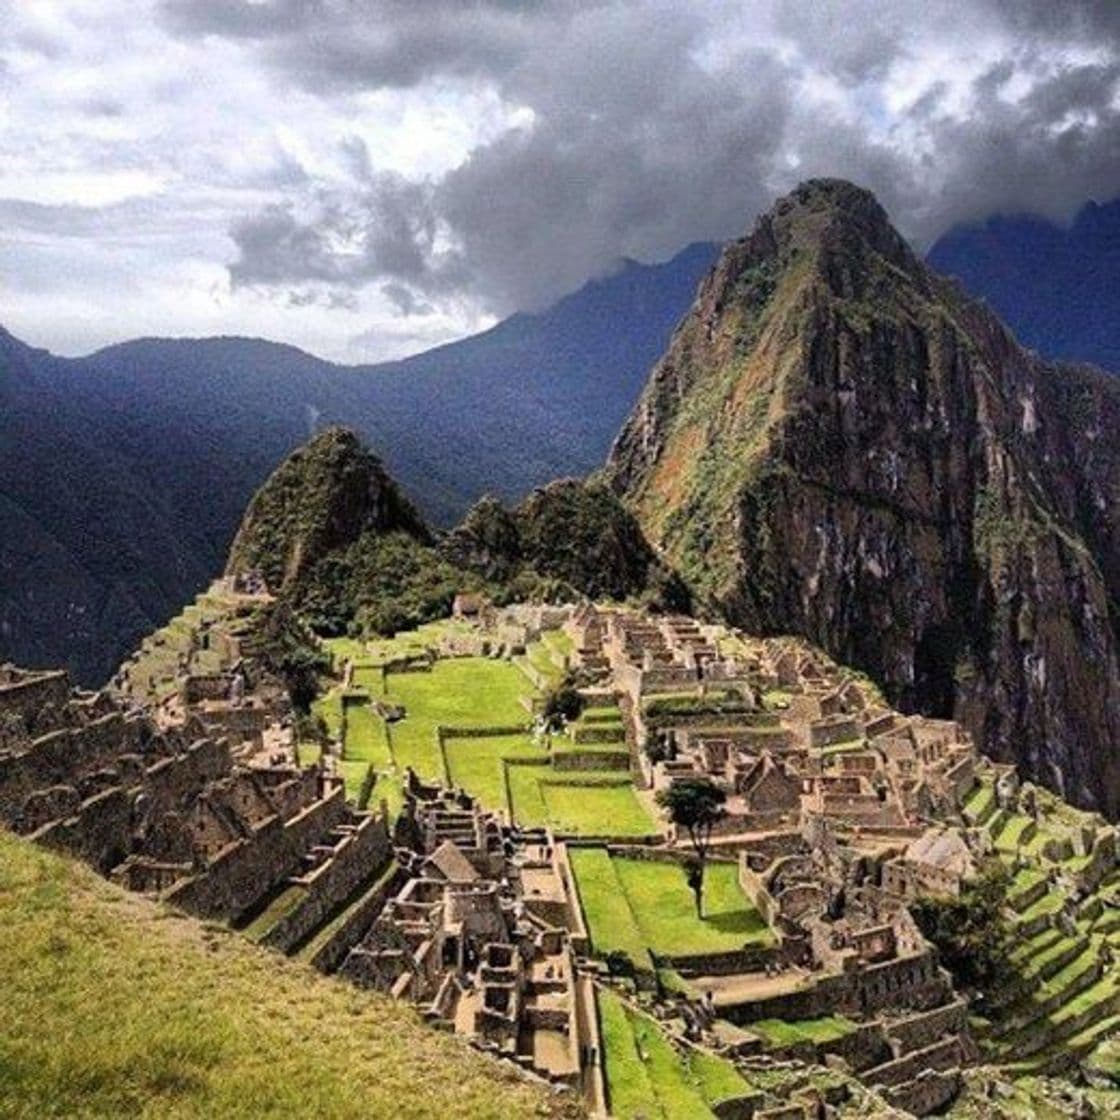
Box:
[0,243,716,683]
[609,179,1120,816]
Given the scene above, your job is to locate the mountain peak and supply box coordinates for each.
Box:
[746,178,917,281]
[225,426,429,593]
[609,182,1120,817]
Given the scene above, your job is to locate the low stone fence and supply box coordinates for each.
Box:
[883,998,967,1054]
[551,748,630,772]
[738,854,780,927]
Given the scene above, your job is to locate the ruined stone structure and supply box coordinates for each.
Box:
[333,771,599,1100]
[0,576,398,940]
[5,596,1118,1117]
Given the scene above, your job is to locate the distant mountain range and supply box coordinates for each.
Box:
[2,192,1117,687]
[0,243,717,684]
[928,197,1120,373]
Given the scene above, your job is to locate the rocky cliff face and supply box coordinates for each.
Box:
[609,179,1120,816]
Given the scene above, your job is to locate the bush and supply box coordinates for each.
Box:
[911,862,1014,992]
[541,675,585,731]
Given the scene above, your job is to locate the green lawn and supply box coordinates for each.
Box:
[525,639,567,688]
[572,851,773,964]
[614,858,773,956]
[598,988,752,1119]
[384,659,531,780]
[321,636,370,668]
[508,768,657,837]
[540,780,656,836]
[342,701,402,815]
[568,848,652,970]
[351,665,385,695]
[750,1016,857,1047]
[444,733,545,811]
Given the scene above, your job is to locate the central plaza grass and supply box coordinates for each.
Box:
[383,658,530,780]
[507,765,657,836]
[598,988,752,1119]
[571,849,773,964]
[444,732,544,812]
[0,830,575,1120]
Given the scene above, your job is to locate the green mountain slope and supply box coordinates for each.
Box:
[608,179,1120,817]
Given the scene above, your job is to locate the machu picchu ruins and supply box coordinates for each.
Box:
[4,577,1118,1117]
[4,150,1120,1120]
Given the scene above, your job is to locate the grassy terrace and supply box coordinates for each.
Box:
[750,1016,857,1048]
[508,766,657,837]
[571,849,773,969]
[961,777,1120,1075]
[0,830,574,1120]
[123,592,238,700]
[323,632,655,837]
[520,629,573,690]
[445,732,544,811]
[384,659,530,780]
[598,988,752,1119]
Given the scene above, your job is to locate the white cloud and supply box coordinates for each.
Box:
[0,0,1117,361]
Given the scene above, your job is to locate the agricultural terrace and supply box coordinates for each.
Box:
[570,848,773,971]
[121,589,242,701]
[597,988,754,1119]
[384,658,530,779]
[321,631,659,838]
[508,767,657,838]
[962,776,1120,1074]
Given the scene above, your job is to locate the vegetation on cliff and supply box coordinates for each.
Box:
[229,432,688,641]
[226,427,429,592]
[608,178,1120,817]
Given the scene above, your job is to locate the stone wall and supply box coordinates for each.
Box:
[0,669,70,728]
[883,999,968,1053]
[306,860,403,973]
[165,785,348,921]
[31,785,133,873]
[262,812,393,953]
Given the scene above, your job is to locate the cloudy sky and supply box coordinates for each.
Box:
[1,1,1118,363]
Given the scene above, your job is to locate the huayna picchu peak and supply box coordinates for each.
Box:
[608,178,1120,819]
[226,426,431,593]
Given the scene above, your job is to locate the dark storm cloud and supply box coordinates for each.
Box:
[228,174,467,294]
[212,0,1120,315]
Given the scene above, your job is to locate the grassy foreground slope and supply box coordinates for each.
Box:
[0,830,578,1120]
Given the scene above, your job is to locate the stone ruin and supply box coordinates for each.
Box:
[0,647,390,937]
[5,594,1118,1118]
[334,770,599,1096]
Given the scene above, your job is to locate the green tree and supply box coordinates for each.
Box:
[655,778,726,917]
[541,674,585,731]
[911,862,1013,994]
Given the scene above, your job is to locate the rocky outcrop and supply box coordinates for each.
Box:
[226,426,429,592]
[609,179,1120,817]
